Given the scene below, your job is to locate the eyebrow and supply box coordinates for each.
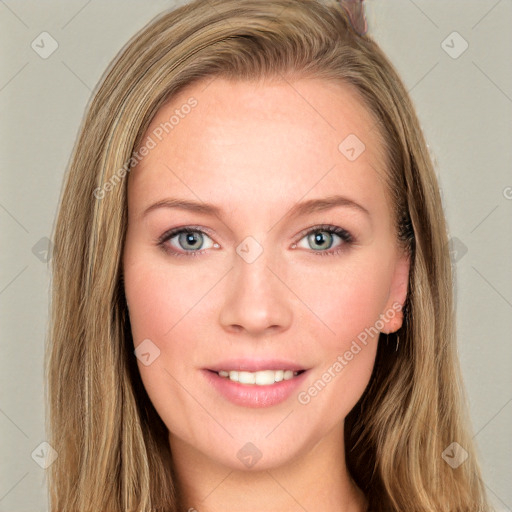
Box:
[140,195,370,221]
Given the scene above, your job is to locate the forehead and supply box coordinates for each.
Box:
[128,77,389,220]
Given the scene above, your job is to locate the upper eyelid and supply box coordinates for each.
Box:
[157,224,215,243]
[295,224,351,239]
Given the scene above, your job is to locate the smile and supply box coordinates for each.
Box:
[203,362,309,407]
[216,369,304,385]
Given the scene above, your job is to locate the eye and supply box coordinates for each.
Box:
[156,224,354,258]
[157,226,217,257]
[294,224,353,256]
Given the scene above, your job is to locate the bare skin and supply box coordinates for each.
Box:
[123,76,410,511]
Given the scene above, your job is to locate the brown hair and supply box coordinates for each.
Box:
[46,0,491,510]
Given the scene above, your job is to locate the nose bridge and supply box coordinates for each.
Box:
[218,236,293,335]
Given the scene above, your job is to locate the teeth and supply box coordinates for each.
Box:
[238,371,256,384]
[217,369,300,385]
[283,370,294,380]
[255,370,274,385]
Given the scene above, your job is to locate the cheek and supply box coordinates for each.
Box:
[292,271,384,422]
[124,253,214,341]
[289,254,394,410]
[124,254,209,441]
[291,252,395,345]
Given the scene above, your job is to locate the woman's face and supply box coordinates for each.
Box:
[123,77,410,472]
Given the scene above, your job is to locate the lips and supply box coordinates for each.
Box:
[206,359,306,373]
[203,359,309,407]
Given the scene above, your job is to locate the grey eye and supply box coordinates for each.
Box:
[170,230,214,252]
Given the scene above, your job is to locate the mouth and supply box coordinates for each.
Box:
[203,361,309,408]
[209,369,307,386]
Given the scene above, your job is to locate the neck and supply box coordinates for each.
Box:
[170,423,367,512]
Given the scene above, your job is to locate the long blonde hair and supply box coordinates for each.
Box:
[46,0,491,510]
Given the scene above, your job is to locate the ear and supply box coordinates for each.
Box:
[380,248,410,334]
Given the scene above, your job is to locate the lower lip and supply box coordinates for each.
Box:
[202,370,308,408]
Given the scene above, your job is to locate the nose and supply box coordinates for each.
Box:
[218,246,293,337]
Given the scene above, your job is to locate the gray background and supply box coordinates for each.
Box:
[1,1,511,511]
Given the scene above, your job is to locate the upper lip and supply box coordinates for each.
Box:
[206,359,307,373]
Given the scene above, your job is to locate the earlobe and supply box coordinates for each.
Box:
[381,249,411,334]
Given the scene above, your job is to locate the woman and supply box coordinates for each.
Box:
[46,0,491,510]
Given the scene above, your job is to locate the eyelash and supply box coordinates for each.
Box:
[156,224,354,258]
